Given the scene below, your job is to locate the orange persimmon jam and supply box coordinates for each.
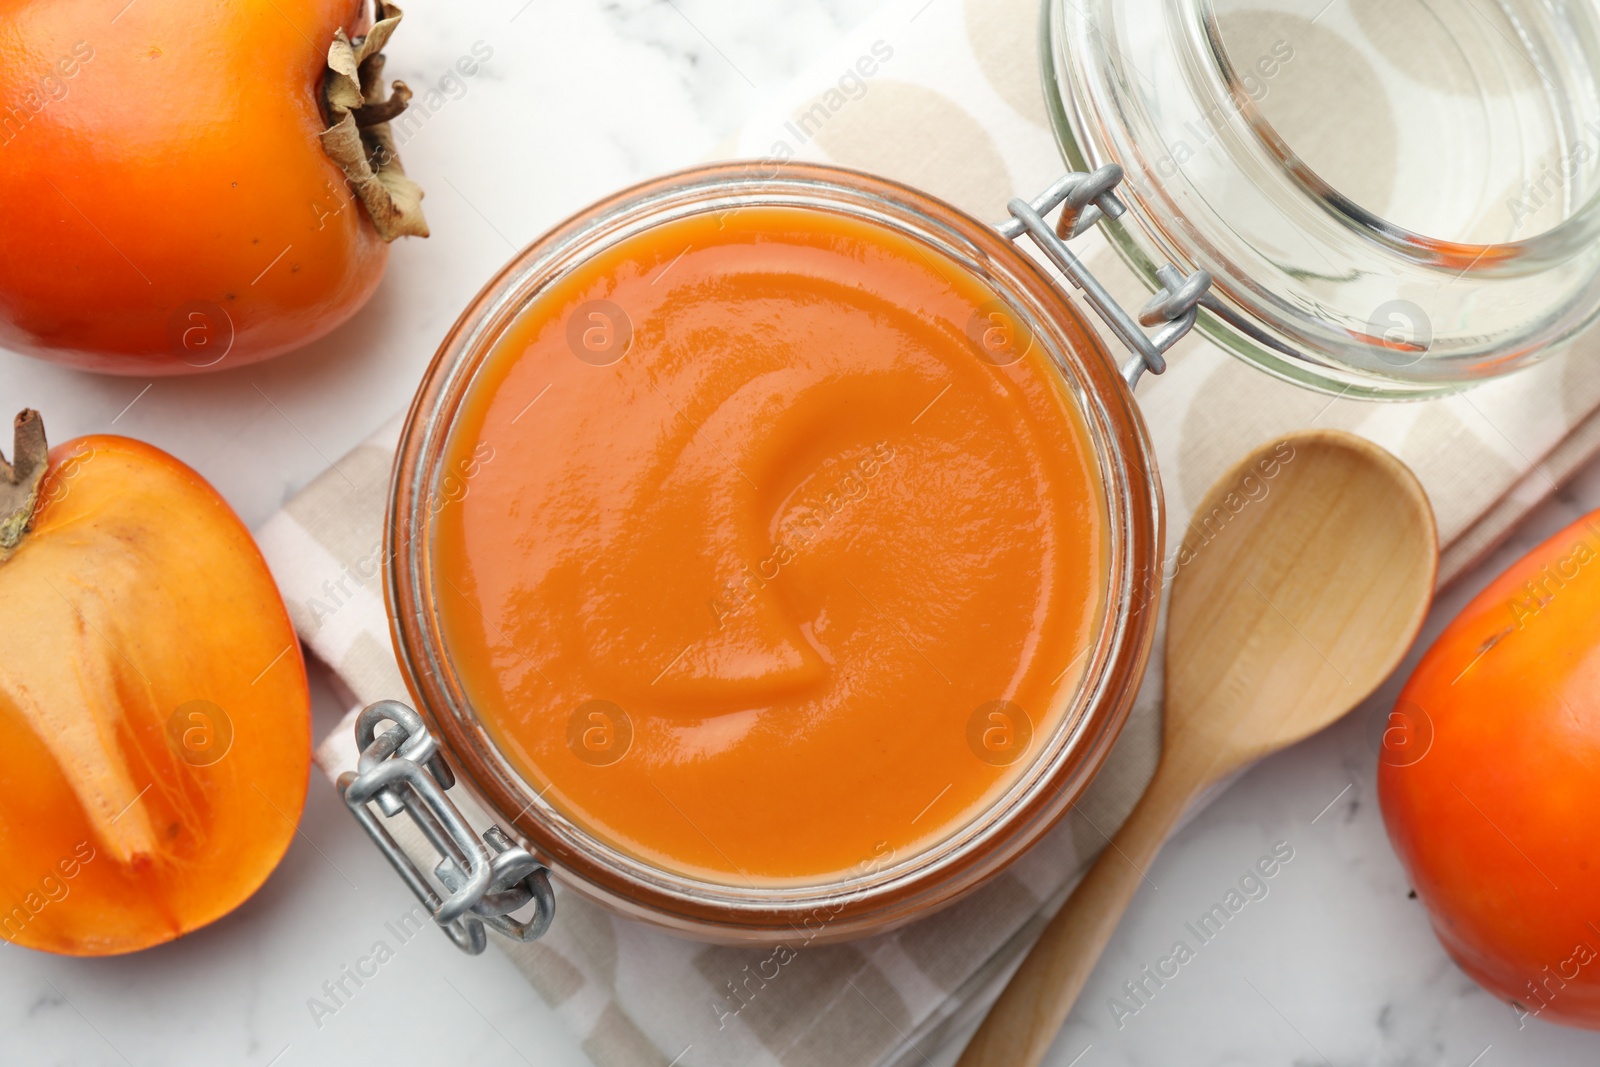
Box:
[432,205,1108,885]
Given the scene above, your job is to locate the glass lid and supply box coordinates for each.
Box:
[1045,0,1600,397]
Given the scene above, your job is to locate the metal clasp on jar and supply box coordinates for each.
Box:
[998,164,1213,389]
[338,700,555,954]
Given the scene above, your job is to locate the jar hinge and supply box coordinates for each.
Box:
[998,165,1212,390]
[338,700,556,954]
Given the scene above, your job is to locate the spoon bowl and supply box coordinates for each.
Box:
[956,429,1438,1067]
[1164,430,1438,785]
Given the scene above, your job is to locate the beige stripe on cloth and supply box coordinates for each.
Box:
[256,0,1600,1063]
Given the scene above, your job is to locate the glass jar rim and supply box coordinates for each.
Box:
[385,161,1165,941]
[1044,0,1600,397]
[1194,0,1600,269]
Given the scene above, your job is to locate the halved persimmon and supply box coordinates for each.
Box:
[0,411,310,955]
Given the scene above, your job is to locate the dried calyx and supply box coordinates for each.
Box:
[320,2,429,242]
[0,410,47,563]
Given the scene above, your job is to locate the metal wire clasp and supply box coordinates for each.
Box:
[338,700,555,954]
[998,164,1212,389]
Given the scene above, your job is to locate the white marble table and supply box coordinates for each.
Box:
[4,1,1600,1064]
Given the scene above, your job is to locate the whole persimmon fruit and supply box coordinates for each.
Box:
[0,411,311,955]
[1379,509,1600,1029]
[0,0,427,374]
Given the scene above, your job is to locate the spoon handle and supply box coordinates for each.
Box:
[955,758,1197,1067]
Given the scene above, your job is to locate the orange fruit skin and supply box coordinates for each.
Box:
[1379,511,1600,1028]
[0,0,386,374]
[0,435,311,955]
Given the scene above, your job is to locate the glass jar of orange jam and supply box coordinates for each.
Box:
[368,163,1167,944]
[346,0,1600,952]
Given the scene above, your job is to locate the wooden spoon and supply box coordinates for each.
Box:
[956,429,1437,1067]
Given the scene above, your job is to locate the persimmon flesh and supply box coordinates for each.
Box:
[0,0,426,374]
[0,418,311,955]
